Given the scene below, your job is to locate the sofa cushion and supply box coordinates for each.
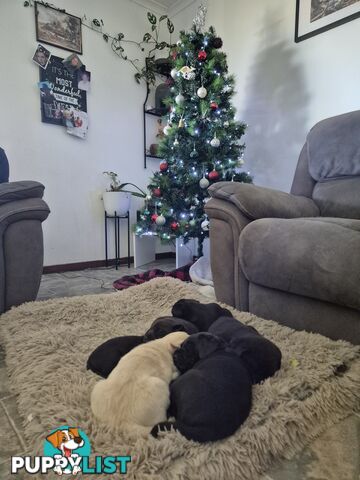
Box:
[312,177,360,219]
[308,110,360,181]
[239,217,360,311]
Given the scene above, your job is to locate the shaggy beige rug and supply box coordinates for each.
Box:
[1,277,359,480]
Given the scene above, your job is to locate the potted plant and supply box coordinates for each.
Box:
[102,171,147,216]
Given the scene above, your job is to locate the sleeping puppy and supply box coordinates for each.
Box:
[151,332,252,443]
[143,316,199,342]
[87,336,143,378]
[87,317,199,378]
[91,331,189,439]
[171,299,233,331]
[208,316,282,384]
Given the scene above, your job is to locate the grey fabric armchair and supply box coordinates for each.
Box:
[0,150,50,313]
[205,110,360,344]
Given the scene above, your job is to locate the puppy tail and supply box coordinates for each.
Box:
[151,421,178,438]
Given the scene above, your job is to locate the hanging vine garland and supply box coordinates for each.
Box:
[23,0,175,85]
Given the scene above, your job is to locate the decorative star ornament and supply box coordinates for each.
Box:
[193,4,207,32]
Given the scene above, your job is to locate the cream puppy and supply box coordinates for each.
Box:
[91,331,188,438]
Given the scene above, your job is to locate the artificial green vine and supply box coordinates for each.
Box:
[23,1,175,84]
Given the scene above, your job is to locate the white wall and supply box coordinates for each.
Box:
[0,0,190,266]
[205,0,360,192]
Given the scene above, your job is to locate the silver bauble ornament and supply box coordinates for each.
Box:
[199,177,210,189]
[163,125,171,136]
[201,219,209,231]
[210,136,220,148]
[197,86,207,98]
[156,214,166,226]
[175,93,185,105]
[170,68,178,79]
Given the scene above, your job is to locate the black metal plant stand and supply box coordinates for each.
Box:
[104,212,131,269]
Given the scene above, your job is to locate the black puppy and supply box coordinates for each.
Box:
[86,336,143,378]
[151,333,252,443]
[143,316,198,341]
[86,316,199,378]
[208,316,282,384]
[172,299,233,331]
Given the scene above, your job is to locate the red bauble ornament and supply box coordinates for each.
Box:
[153,188,162,197]
[171,50,177,60]
[151,214,158,222]
[170,221,179,231]
[210,101,218,110]
[198,50,207,61]
[208,170,220,181]
[160,161,168,172]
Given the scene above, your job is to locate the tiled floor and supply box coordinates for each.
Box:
[0,259,359,479]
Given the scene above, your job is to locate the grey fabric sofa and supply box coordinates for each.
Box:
[205,110,360,344]
[0,150,50,313]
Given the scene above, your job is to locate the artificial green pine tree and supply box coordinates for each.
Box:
[136,12,252,257]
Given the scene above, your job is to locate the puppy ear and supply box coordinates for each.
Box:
[196,333,226,359]
[68,427,80,439]
[46,430,62,448]
[173,324,185,332]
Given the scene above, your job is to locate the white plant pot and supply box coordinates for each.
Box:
[103,191,131,216]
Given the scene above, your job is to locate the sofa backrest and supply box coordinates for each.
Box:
[0,148,9,183]
[290,110,360,219]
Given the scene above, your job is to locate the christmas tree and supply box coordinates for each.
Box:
[136,6,252,256]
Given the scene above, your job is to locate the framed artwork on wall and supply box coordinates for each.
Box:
[295,0,360,42]
[35,2,83,54]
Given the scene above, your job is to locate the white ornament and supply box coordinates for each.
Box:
[189,219,196,227]
[201,219,209,231]
[197,86,207,98]
[174,137,179,146]
[199,177,209,189]
[156,215,166,226]
[187,71,196,80]
[210,136,220,148]
[170,68,178,79]
[238,158,245,166]
[175,94,185,105]
[163,125,172,136]
[177,40,182,46]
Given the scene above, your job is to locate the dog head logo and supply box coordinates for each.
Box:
[44,426,91,475]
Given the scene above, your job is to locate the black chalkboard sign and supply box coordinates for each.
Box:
[39,55,87,125]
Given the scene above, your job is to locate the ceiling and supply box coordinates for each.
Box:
[131,0,197,16]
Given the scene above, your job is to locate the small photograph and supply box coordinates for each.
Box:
[32,44,51,69]
[77,69,91,92]
[63,53,83,73]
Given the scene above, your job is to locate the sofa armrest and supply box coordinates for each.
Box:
[208,182,320,220]
[0,197,50,231]
[0,181,45,206]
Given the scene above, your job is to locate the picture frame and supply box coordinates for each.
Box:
[295,0,360,42]
[35,2,83,54]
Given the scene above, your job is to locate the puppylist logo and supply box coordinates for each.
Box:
[11,426,131,475]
